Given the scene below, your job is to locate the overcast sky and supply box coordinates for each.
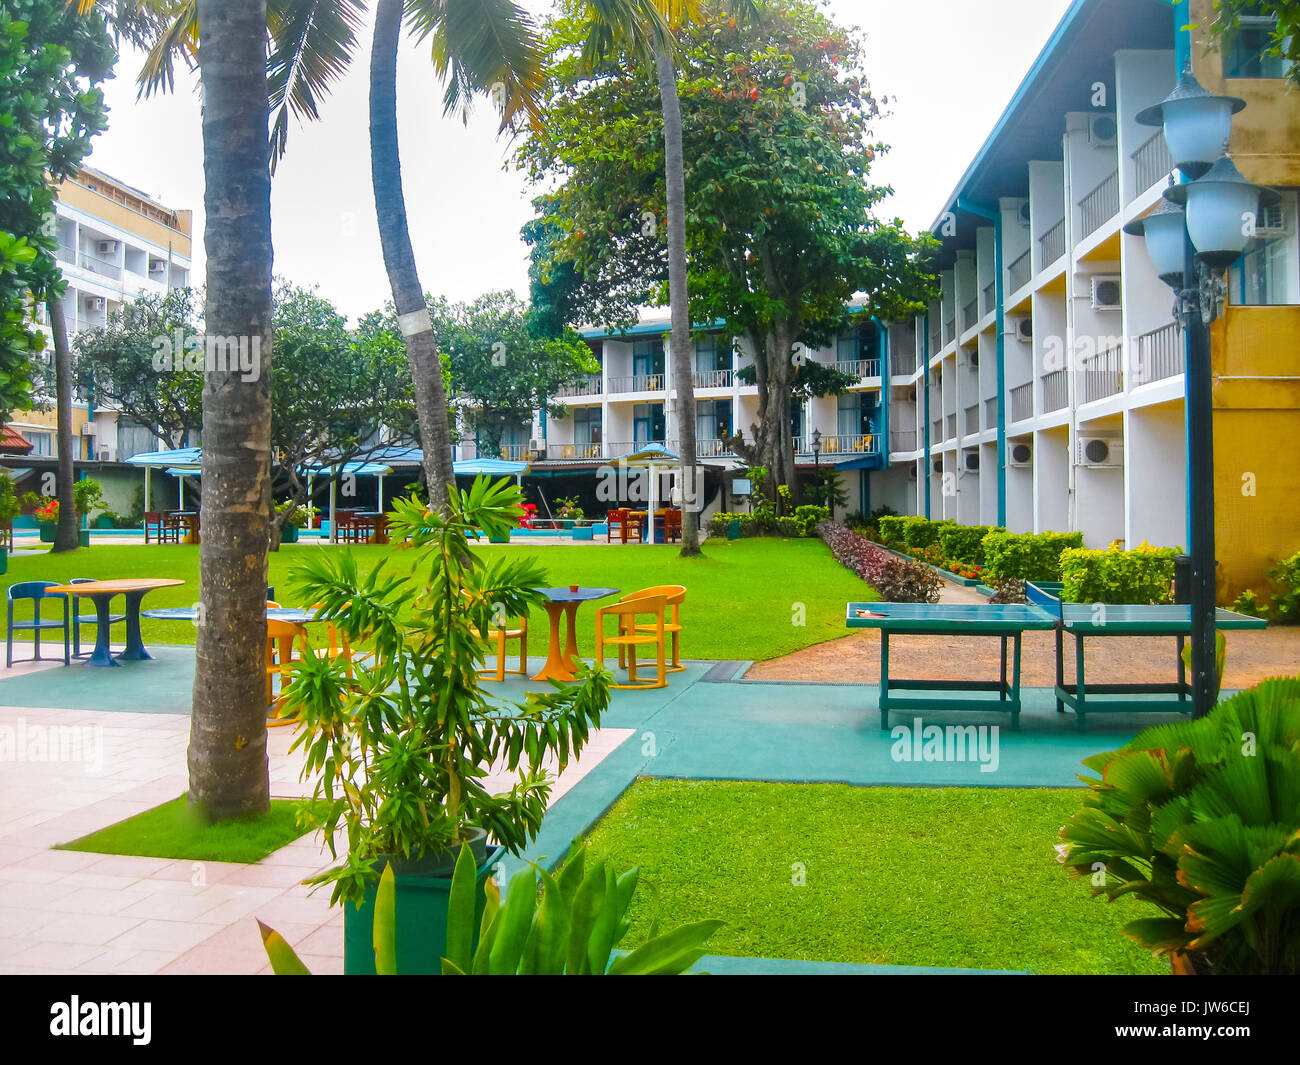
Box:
[83,0,1074,322]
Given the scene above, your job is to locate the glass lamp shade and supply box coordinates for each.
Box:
[1165,156,1282,271]
[1124,201,1186,287]
[1135,73,1245,179]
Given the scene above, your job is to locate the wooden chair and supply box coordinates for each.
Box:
[621,585,687,673]
[595,593,668,690]
[664,509,682,543]
[145,511,179,545]
[161,512,186,544]
[333,510,359,544]
[605,508,643,544]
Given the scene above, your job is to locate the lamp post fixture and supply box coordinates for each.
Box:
[810,428,823,472]
[1125,68,1278,719]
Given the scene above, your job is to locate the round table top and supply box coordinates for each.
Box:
[141,606,322,623]
[46,579,186,595]
[538,586,620,603]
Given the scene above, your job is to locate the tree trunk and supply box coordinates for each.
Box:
[752,322,798,496]
[654,46,701,555]
[46,295,79,553]
[370,0,455,511]
[188,0,273,820]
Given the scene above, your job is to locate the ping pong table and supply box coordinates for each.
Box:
[846,589,1268,731]
[846,603,1058,730]
[1025,581,1267,729]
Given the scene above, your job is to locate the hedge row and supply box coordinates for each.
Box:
[819,521,942,603]
[1059,543,1181,605]
[708,505,829,539]
[982,531,1085,583]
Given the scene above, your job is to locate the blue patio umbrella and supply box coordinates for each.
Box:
[615,443,682,543]
[125,447,202,513]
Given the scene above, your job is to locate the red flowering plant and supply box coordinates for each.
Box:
[35,498,58,524]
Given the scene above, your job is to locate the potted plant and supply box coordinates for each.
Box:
[282,476,613,974]
[72,479,107,547]
[259,840,722,975]
[1058,677,1300,974]
[556,495,592,540]
[24,492,58,543]
[274,500,316,543]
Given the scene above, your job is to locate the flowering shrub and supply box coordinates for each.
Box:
[819,520,942,603]
[1059,541,1180,605]
[34,498,58,523]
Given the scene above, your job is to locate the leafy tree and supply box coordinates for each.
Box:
[1201,2,1300,83]
[0,2,113,552]
[520,1,936,489]
[432,290,597,456]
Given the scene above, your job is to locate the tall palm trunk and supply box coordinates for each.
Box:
[654,45,700,555]
[46,295,79,553]
[188,0,273,820]
[369,0,455,511]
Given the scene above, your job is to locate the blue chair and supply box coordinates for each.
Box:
[6,581,70,667]
[69,577,125,660]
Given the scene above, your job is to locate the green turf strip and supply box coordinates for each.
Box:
[3,537,877,662]
[584,779,1167,975]
[56,795,309,864]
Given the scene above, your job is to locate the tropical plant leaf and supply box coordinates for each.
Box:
[258,919,313,975]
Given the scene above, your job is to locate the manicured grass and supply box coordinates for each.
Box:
[56,795,308,864]
[3,537,877,662]
[584,779,1166,975]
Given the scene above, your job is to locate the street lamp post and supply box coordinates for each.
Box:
[1126,69,1278,719]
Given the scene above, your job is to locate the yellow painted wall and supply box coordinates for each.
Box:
[56,177,192,257]
[1211,305,1300,602]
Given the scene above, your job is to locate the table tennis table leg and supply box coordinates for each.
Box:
[879,631,890,731]
[999,636,1008,704]
[1010,632,1023,731]
[1074,633,1087,731]
[1176,634,1188,710]
[1054,626,1065,714]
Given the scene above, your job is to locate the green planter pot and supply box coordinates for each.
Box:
[489,533,511,544]
[95,515,115,529]
[281,524,300,543]
[78,530,90,548]
[343,835,503,975]
[0,547,7,575]
[39,525,55,543]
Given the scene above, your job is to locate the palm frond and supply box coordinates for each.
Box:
[134,2,199,99]
[266,0,367,169]
[406,0,546,129]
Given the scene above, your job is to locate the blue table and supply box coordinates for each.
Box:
[47,579,186,667]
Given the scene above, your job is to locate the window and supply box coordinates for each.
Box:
[837,323,879,368]
[696,399,731,441]
[695,335,729,372]
[21,430,53,456]
[790,401,804,444]
[837,393,878,436]
[633,403,664,442]
[1224,11,1288,78]
[1230,191,1299,305]
[574,405,602,444]
[632,340,665,384]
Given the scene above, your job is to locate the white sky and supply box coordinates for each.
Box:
[83,0,1074,322]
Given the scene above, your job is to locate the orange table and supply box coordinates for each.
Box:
[46,579,185,667]
[532,587,620,683]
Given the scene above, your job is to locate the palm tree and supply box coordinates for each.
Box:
[80,0,365,819]
[576,0,757,557]
[45,295,79,553]
[367,0,543,511]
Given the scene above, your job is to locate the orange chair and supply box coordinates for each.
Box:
[621,585,686,673]
[605,508,643,544]
[265,610,308,726]
[465,593,528,681]
[310,601,355,674]
[595,593,668,690]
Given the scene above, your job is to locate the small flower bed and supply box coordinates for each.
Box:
[819,520,942,603]
[907,543,986,582]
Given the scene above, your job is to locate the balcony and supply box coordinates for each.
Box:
[945,412,956,439]
[1042,369,1069,413]
[1132,131,1173,196]
[1079,340,1123,404]
[691,368,733,389]
[982,281,995,316]
[931,418,944,443]
[1010,383,1033,422]
[1133,322,1183,385]
[963,404,980,436]
[608,374,664,394]
[546,442,603,460]
[835,358,880,379]
[1039,218,1066,267]
[985,397,999,429]
[944,317,956,343]
[890,429,918,453]
[77,249,121,281]
[1007,249,1032,293]
[817,433,880,457]
[962,299,978,332]
[1078,170,1119,240]
[928,326,941,354]
[891,351,918,376]
[554,376,602,398]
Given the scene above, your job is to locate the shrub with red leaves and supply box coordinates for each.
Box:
[818,520,942,603]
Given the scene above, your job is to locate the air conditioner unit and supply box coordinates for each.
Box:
[964,451,980,471]
[1009,317,1033,343]
[96,240,118,256]
[149,260,166,274]
[932,458,944,475]
[98,446,116,462]
[907,465,919,482]
[1008,441,1033,468]
[1077,436,1124,467]
[1091,275,1122,311]
[88,297,104,312]
[80,421,96,436]
[968,351,980,369]
[528,438,545,456]
[1017,201,1032,227]
[1089,114,1118,148]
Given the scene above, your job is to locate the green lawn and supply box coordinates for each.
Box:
[56,795,308,864]
[584,779,1166,975]
[2,537,876,662]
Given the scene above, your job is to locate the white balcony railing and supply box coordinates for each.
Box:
[1009,383,1033,422]
[692,368,733,389]
[555,376,602,398]
[835,358,881,379]
[1134,322,1183,385]
[1079,170,1120,240]
[1007,249,1032,292]
[607,374,665,393]
[1042,369,1069,413]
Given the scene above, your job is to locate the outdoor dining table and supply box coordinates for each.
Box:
[533,587,620,683]
[168,510,200,544]
[45,578,186,667]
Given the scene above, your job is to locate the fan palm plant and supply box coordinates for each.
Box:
[1058,677,1300,974]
